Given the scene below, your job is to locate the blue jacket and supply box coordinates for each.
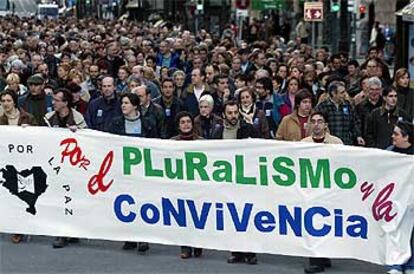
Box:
[85,96,122,132]
[156,52,181,69]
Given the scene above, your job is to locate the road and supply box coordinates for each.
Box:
[0,234,385,274]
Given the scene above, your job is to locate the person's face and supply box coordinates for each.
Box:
[89,66,99,79]
[174,74,185,88]
[398,73,410,88]
[0,52,7,63]
[191,69,203,85]
[121,96,137,116]
[256,53,266,67]
[232,58,241,71]
[298,98,312,115]
[11,66,21,74]
[368,84,382,102]
[162,81,174,98]
[29,83,44,95]
[332,58,341,70]
[161,68,169,79]
[392,126,409,148]
[333,86,347,104]
[347,65,356,76]
[101,78,115,98]
[193,58,203,69]
[72,91,81,103]
[368,50,377,59]
[61,55,71,64]
[309,114,327,136]
[366,61,377,76]
[384,90,398,109]
[278,66,288,79]
[217,78,228,92]
[205,67,215,83]
[159,42,168,54]
[235,78,246,89]
[240,91,253,107]
[118,69,128,81]
[132,67,142,78]
[52,92,67,113]
[108,45,118,57]
[8,81,19,91]
[135,88,149,106]
[178,116,193,134]
[224,105,240,126]
[288,79,299,94]
[128,80,139,91]
[146,59,155,68]
[1,94,15,113]
[31,55,42,66]
[290,68,301,78]
[136,53,144,65]
[199,50,208,62]
[255,83,267,98]
[269,61,277,72]
[361,78,369,92]
[199,101,213,117]
[57,67,68,79]
[38,65,49,77]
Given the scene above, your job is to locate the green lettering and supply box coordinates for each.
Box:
[235,155,256,185]
[123,147,142,175]
[300,159,330,188]
[259,157,268,186]
[164,158,184,180]
[185,152,209,181]
[272,157,295,186]
[212,160,233,182]
[144,148,163,177]
[334,168,357,189]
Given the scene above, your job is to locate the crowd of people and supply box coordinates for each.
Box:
[0,14,413,274]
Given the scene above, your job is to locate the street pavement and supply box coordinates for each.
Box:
[0,234,385,274]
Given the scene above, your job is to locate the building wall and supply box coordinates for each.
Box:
[374,0,397,26]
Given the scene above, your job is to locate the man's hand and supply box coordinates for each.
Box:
[68,125,78,132]
[357,137,365,146]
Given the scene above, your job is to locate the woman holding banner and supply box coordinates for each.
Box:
[386,121,414,274]
[0,90,36,244]
[171,111,204,259]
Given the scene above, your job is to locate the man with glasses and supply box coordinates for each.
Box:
[301,111,342,273]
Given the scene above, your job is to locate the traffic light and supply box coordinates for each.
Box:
[331,0,340,12]
[359,4,366,19]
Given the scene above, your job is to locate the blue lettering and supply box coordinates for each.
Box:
[114,194,136,223]
[346,215,368,239]
[279,206,302,236]
[334,209,343,237]
[216,203,224,231]
[305,207,331,237]
[227,203,253,232]
[254,211,275,232]
[162,198,186,227]
[140,203,160,224]
[186,200,211,230]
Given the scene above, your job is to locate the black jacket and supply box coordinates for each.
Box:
[153,96,187,139]
[108,115,159,138]
[366,106,412,149]
[211,120,258,139]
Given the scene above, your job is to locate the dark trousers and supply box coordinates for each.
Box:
[232,252,256,259]
[309,258,330,266]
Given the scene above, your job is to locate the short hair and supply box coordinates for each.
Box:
[310,111,328,123]
[120,93,140,107]
[348,59,359,68]
[6,73,20,84]
[382,85,397,97]
[0,90,18,107]
[367,76,382,88]
[223,99,239,113]
[238,87,256,102]
[256,77,273,92]
[136,84,150,95]
[213,74,228,85]
[395,120,414,144]
[54,88,73,108]
[199,94,214,107]
[294,89,313,109]
[328,81,346,95]
[175,111,194,129]
[173,70,185,79]
[162,78,175,87]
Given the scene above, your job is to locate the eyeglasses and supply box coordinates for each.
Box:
[310,120,325,125]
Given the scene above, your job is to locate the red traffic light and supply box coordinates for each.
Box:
[236,0,250,9]
[359,4,366,14]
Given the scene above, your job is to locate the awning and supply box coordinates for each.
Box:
[396,1,414,22]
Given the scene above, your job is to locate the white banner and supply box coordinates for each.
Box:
[0,127,413,265]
